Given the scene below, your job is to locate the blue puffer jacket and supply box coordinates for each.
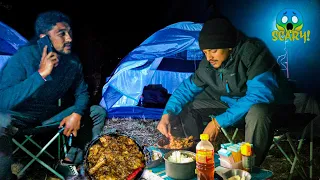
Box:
[163,34,295,128]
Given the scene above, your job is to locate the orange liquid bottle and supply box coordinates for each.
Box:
[196,134,214,180]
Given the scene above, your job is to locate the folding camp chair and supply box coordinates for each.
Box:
[0,46,68,179]
[220,127,239,144]
[11,99,70,180]
[220,112,316,180]
[271,113,317,180]
[12,123,68,180]
[270,93,319,180]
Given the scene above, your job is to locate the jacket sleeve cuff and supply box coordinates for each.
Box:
[163,109,169,115]
[37,72,53,82]
[162,108,179,115]
[73,109,84,116]
[215,114,229,128]
[45,75,53,81]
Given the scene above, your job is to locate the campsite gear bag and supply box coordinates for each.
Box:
[83,130,147,180]
[139,84,170,108]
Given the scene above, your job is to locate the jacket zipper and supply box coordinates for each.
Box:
[225,80,230,94]
[219,71,230,94]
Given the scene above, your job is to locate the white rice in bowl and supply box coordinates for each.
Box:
[168,151,194,163]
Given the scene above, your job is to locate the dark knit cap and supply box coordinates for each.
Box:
[199,18,238,50]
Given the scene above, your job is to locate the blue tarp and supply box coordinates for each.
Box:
[100,21,204,120]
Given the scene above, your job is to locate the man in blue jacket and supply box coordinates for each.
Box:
[157,18,295,166]
[0,11,106,179]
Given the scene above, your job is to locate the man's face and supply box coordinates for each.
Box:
[203,48,231,69]
[43,22,72,55]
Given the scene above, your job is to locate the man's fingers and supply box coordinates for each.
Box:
[215,129,220,141]
[63,127,69,136]
[214,131,218,141]
[47,54,58,62]
[162,127,169,138]
[157,123,167,137]
[42,45,47,57]
[161,126,169,138]
[47,56,59,67]
[204,128,213,142]
[63,125,72,137]
[65,128,73,137]
[167,127,171,135]
[72,129,78,137]
[59,119,66,128]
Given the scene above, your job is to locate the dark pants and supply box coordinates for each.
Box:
[171,97,295,166]
[0,105,106,180]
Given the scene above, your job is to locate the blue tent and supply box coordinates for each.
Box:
[99,21,204,120]
[0,21,28,70]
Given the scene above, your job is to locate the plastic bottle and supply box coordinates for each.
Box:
[196,134,215,180]
[241,142,254,172]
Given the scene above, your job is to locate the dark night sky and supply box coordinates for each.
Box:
[2,0,320,97]
[0,0,215,101]
[0,0,214,75]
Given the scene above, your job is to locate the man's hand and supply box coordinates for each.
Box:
[59,113,82,137]
[157,114,172,139]
[203,118,220,142]
[38,45,59,79]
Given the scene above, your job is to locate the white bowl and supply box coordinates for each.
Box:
[222,169,252,180]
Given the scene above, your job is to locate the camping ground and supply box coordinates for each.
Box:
[13,117,320,180]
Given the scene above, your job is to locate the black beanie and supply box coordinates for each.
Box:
[199,18,238,50]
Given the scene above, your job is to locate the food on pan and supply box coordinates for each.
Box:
[159,136,194,149]
[86,135,145,180]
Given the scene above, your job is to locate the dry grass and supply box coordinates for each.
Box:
[104,117,163,146]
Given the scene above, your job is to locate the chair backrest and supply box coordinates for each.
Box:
[273,93,319,134]
[294,93,320,115]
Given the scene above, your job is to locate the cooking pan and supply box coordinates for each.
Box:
[83,130,146,180]
[164,150,196,179]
